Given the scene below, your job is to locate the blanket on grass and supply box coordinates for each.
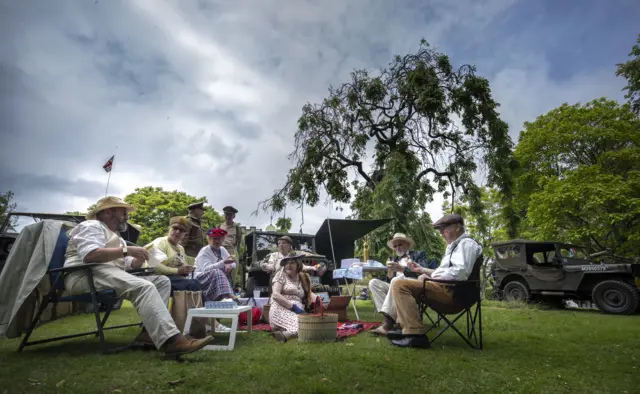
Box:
[238,321,382,340]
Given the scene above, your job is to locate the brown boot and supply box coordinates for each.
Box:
[163,335,214,359]
[131,330,155,350]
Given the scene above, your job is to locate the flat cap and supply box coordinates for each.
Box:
[433,213,464,229]
[277,235,293,245]
[170,216,190,229]
[188,201,205,210]
[222,205,238,213]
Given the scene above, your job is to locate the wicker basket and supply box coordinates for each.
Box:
[298,301,337,343]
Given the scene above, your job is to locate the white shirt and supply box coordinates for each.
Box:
[194,245,236,280]
[65,220,134,269]
[431,235,483,281]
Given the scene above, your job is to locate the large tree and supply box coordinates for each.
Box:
[123,186,223,245]
[514,98,640,256]
[256,40,517,250]
[616,33,640,114]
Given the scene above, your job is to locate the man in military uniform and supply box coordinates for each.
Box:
[218,206,242,287]
[181,201,206,263]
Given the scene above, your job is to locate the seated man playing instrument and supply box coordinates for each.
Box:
[369,233,436,336]
[145,216,201,292]
[389,214,483,349]
[63,196,213,358]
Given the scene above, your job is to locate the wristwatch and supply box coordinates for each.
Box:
[122,246,128,257]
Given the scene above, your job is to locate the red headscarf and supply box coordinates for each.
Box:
[206,227,228,238]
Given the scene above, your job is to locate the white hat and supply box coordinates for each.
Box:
[387,233,414,249]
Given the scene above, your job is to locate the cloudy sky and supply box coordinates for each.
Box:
[0,0,638,234]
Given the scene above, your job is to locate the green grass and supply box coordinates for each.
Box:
[0,300,638,394]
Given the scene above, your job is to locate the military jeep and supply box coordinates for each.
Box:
[240,230,335,297]
[491,240,640,315]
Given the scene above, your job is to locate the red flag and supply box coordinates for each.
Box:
[103,155,114,173]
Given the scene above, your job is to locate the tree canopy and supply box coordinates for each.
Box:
[275,217,292,233]
[513,98,640,256]
[616,33,640,114]
[256,39,517,255]
[123,187,223,245]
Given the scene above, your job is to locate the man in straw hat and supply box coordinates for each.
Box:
[389,214,483,348]
[63,196,213,358]
[368,233,435,336]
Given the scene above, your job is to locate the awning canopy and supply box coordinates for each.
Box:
[314,218,392,263]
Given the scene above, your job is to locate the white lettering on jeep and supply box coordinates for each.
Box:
[581,265,607,272]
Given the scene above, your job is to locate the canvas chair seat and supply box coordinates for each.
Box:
[18,226,142,354]
[419,251,485,350]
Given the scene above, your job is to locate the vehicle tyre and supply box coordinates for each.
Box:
[591,280,639,315]
[503,280,530,302]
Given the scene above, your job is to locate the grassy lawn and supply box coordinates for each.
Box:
[0,300,638,393]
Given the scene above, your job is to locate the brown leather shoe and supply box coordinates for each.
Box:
[163,336,214,358]
[131,331,155,349]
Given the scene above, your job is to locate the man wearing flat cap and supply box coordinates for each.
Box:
[181,201,207,261]
[63,196,213,358]
[218,206,242,287]
[389,213,483,349]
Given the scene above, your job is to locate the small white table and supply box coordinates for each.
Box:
[183,306,252,351]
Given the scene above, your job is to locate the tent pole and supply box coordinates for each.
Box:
[328,218,359,320]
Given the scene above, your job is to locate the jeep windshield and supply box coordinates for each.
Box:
[255,233,314,252]
[558,245,590,260]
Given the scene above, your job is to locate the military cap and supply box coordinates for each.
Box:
[188,201,205,210]
[433,213,464,229]
[222,205,238,214]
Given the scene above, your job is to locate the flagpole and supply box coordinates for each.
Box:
[105,146,118,196]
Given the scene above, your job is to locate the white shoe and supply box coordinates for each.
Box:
[216,324,232,332]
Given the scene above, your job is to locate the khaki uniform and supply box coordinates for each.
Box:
[181,215,205,258]
[219,222,242,287]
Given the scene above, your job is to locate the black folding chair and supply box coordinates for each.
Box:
[418,254,485,350]
[17,226,142,353]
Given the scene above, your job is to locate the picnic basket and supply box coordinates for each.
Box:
[298,299,337,342]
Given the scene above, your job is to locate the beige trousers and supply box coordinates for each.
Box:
[65,264,180,349]
[391,279,454,335]
[369,275,418,320]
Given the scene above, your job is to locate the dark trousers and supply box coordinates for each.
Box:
[167,275,202,292]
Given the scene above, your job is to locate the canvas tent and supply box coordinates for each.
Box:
[314,218,392,267]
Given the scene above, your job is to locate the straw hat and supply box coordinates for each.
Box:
[87,196,135,220]
[387,233,414,249]
[279,252,306,267]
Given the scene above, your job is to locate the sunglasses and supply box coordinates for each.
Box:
[171,226,187,233]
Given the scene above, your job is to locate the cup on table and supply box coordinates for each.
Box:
[253,289,261,299]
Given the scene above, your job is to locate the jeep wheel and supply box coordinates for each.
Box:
[592,280,639,315]
[503,280,530,302]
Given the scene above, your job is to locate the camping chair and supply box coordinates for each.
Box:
[418,254,485,350]
[17,226,143,353]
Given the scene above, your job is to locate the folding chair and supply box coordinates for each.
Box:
[418,254,485,350]
[17,226,142,353]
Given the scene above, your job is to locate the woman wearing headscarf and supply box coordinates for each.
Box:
[145,216,202,292]
[193,228,237,302]
[269,253,320,342]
